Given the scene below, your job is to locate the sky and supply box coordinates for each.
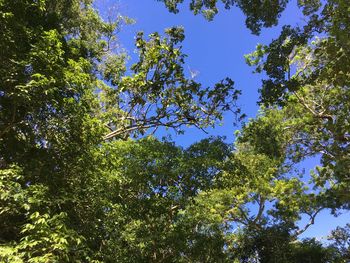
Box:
[96,0,348,242]
[107,0,306,146]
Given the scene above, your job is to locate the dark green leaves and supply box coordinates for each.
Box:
[158,0,290,34]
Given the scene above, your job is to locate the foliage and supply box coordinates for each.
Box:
[18,212,87,263]
[91,137,231,261]
[1,0,349,262]
[101,27,241,140]
[157,0,290,34]
[328,223,350,262]
[231,227,339,263]
[245,0,350,213]
[0,0,240,261]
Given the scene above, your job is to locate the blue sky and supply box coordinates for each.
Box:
[109,0,305,146]
[96,0,348,242]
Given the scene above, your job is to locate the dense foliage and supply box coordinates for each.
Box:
[0,0,349,262]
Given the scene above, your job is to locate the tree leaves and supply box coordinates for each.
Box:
[1,0,349,262]
[102,28,241,140]
[158,0,290,34]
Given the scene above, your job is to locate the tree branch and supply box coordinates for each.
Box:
[293,207,324,237]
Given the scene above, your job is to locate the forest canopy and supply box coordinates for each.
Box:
[0,0,349,262]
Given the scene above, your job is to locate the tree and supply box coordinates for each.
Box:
[328,223,350,262]
[100,27,241,140]
[1,0,349,262]
[245,0,350,212]
[92,137,231,262]
[0,1,110,260]
[157,0,290,34]
[0,0,241,261]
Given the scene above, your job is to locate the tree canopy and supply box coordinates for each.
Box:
[0,0,349,262]
[158,0,289,34]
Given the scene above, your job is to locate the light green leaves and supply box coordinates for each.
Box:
[19,212,87,263]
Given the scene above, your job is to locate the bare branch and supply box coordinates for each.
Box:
[293,207,324,237]
[252,196,265,225]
